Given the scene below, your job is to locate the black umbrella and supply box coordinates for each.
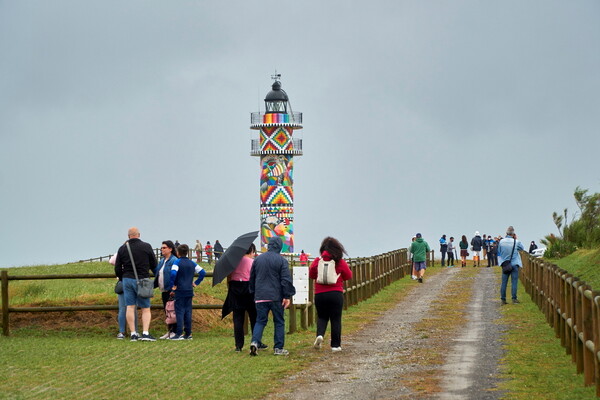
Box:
[212,231,259,287]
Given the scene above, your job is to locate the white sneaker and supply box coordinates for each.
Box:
[168,332,176,339]
[159,332,170,340]
[314,335,323,349]
[411,275,417,280]
[331,347,342,352]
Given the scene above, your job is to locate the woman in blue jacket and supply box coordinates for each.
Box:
[155,240,179,339]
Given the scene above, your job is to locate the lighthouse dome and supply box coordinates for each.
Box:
[265,81,289,102]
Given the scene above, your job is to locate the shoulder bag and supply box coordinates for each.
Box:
[501,238,517,274]
[126,241,154,298]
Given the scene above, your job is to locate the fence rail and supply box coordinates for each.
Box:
[521,252,600,397]
[1,249,433,337]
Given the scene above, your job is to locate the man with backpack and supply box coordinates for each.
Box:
[249,237,296,356]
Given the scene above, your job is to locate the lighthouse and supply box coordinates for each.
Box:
[250,75,303,253]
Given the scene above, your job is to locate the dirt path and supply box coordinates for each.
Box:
[264,267,506,400]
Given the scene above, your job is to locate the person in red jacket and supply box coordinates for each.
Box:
[309,237,353,352]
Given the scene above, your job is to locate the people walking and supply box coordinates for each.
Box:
[498,226,525,305]
[249,237,296,356]
[410,236,417,279]
[225,243,260,352]
[114,227,158,341]
[194,240,203,263]
[439,235,448,267]
[446,237,455,267]
[309,237,353,352]
[471,231,483,267]
[155,240,179,339]
[485,236,497,268]
[205,241,213,264]
[459,235,469,267]
[410,233,430,283]
[299,250,309,266]
[169,244,206,340]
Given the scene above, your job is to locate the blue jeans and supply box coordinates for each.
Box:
[123,278,151,308]
[252,301,285,350]
[175,296,193,336]
[118,292,138,334]
[501,266,520,301]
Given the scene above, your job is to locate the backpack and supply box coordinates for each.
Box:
[317,258,340,285]
[165,299,176,324]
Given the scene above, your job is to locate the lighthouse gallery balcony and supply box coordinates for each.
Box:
[250,112,303,127]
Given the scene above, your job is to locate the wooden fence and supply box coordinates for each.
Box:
[521,252,600,397]
[1,249,432,337]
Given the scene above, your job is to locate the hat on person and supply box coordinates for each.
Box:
[416,233,422,238]
[475,231,480,235]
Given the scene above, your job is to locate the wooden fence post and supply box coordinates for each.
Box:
[1,270,9,337]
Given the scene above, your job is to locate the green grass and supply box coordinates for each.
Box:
[1,261,224,307]
[0,262,424,400]
[546,248,600,288]
[498,250,600,399]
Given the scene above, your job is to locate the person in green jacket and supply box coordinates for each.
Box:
[410,233,430,283]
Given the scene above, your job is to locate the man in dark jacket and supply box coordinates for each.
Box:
[115,227,158,341]
[249,237,296,356]
[470,231,483,267]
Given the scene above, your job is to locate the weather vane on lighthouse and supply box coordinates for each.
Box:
[250,75,303,253]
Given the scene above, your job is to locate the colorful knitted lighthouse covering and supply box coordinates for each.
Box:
[263,113,290,124]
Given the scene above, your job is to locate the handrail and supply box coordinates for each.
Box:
[520,252,600,396]
[1,248,432,336]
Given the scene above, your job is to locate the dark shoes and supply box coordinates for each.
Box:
[501,300,508,305]
[512,299,520,304]
[417,277,423,283]
[250,342,258,356]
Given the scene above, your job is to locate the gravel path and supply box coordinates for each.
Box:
[264,267,506,400]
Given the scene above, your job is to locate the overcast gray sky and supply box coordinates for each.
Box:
[1,1,599,268]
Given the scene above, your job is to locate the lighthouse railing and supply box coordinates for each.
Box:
[250,138,303,156]
[250,111,303,125]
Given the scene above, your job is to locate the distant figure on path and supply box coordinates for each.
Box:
[175,240,180,248]
[205,241,213,264]
[410,236,417,279]
[498,226,525,305]
[446,237,455,267]
[155,240,179,339]
[529,241,538,254]
[194,240,203,263]
[249,237,296,356]
[459,235,469,267]
[169,244,206,340]
[299,250,309,266]
[114,227,157,341]
[410,233,430,283]
[485,236,497,268]
[214,240,224,262]
[439,234,448,267]
[471,231,483,267]
[309,237,353,352]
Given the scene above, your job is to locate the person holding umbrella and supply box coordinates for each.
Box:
[212,231,264,352]
[224,243,263,352]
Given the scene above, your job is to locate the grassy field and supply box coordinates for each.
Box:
[497,249,600,399]
[0,261,423,400]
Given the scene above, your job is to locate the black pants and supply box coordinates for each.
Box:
[315,291,344,348]
[232,304,257,349]
[440,249,447,266]
[161,291,177,333]
[447,251,454,266]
